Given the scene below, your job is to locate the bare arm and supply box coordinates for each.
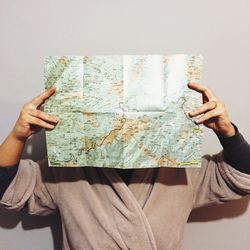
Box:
[0,86,59,167]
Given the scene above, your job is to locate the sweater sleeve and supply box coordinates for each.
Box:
[193,151,250,209]
[0,158,58,216]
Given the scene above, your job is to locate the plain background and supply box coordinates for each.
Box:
[0,0,250,249]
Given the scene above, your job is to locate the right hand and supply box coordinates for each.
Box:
[11,86,59,142]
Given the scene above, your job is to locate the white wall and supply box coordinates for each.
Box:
[0,0,250,249]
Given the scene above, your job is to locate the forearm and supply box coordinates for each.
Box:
[0,130,26,167]
[217,124,250,174]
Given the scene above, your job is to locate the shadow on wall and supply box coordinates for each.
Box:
[0,130,249,250]
[188,196,250,222]
[0,207,62,250]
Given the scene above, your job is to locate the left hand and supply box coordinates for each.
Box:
[188,82,235,137]
[11,85,59,142]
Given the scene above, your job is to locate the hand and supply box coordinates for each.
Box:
[11,86,59,142]
[188,82,235,137]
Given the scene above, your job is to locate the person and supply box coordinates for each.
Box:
[0,82,250,250]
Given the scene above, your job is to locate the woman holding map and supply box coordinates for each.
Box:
[0,82,250,250]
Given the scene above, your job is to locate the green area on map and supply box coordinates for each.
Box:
[44,55,203,168]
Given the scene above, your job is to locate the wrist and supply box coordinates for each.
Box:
[217,123,236,138]
[9,130,28,144]
[217,124,245,154]
[0,131,26,167]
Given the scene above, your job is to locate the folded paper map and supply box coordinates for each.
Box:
[44,55,203,168]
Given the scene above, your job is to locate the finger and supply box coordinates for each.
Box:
[31,86,56,108]
[28,109,59,123]
[189,101,217,118]
[188,82,216,102]
[27,116,56,129]
[194,109,220,124]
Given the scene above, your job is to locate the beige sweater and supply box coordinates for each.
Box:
[1,151,250,250]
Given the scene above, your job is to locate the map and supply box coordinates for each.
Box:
[44,55,203,168]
